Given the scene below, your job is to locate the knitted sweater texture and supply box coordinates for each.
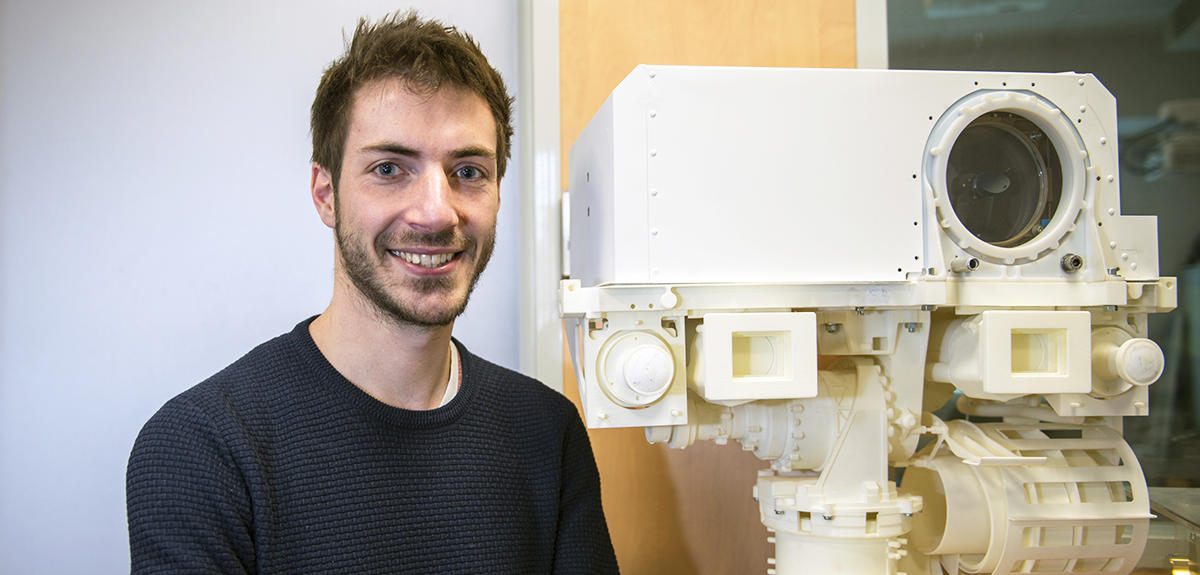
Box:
[126,319,618,574]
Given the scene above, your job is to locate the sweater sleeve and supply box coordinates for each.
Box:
[126,397,256,574]
[553,409,620,575]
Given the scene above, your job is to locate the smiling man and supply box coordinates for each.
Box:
[126,12,617,574]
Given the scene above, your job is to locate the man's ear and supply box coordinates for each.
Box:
[311,163,336,229]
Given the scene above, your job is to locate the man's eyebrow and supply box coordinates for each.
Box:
[449,146,496,161]
[361,143,420,157]
[359,143,495,161]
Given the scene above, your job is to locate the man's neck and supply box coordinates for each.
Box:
[309,288,453,411]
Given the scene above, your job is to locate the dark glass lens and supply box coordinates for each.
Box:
[947,112,1062,248]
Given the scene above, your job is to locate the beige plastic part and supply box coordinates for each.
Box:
[929,311,1091,400]
[902,421,1151,574]
[753,359,922,575]
[1091,327,1164,396]
[698,312,819,402]
[596,330,675,407]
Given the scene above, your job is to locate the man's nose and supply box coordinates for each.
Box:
[406,168,458,233]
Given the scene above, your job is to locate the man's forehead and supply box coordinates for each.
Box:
[346,78,496,146]
[352,77,483,116]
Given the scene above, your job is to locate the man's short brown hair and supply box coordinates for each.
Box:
[311,11,515,187]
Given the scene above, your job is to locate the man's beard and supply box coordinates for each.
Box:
[335,210,494,328]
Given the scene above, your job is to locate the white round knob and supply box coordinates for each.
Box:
[1114,338,1164,386]
[596,331,675,407]
[623,345,674,395]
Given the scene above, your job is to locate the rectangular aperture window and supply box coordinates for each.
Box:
[731,331,791,380]
[1011,328,1068,375]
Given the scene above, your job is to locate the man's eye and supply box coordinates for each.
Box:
[373,163,399,177]
[456,166,484,180]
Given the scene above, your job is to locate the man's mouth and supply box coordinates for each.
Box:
[388,250,457,268]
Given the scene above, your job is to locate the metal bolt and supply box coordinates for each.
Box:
[855,307,865,315]
[951,257,980,273]
[822,514,833,521]
[1060,253,1083,273]
[824,323,842,334]
[903,322,920,333]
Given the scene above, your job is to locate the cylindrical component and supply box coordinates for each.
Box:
[950,257,980,273]
[644,393,734,449]
[1092,327,1165,396]
[596,330,675,407]
[772,532,890,575]
[1060,253,1084,273]
[903,422,1150,574]
[902,457,991,555]
[1112,338,1164,386]
[644,426,673,445]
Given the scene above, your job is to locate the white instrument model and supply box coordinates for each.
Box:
[560,65,1176,575]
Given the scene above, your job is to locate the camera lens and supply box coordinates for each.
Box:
[946,112,1062,248]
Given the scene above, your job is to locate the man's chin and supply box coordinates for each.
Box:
[377,291,470,328]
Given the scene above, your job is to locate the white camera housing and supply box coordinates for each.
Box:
[563,65,1173,426]
[560,65,1176,575]
[568,66,1161,288]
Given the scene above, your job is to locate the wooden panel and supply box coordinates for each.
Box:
[560,348,771,574]
[560,0,857,187]
[559,2,856,573]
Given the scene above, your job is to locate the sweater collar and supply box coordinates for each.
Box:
[290,316,478,429]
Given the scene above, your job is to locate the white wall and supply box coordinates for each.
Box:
[0,1,520,572]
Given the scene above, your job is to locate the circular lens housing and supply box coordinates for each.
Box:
[946,112,1063,248]
[925,89,1087,266]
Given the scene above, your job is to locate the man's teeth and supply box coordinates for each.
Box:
[390,250,453,268]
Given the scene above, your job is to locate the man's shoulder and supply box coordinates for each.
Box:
[208,321,312,387]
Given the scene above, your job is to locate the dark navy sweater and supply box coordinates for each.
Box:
[127,319,617,574]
